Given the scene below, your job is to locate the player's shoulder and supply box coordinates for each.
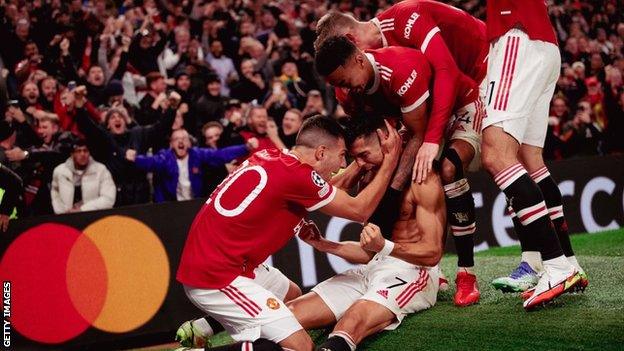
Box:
[371,47,425,66]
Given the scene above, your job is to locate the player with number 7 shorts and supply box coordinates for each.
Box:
[287,117,446,351]
[176,115,402,351]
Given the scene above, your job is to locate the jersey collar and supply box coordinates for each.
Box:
[364,52,380,95]
[370,18,388,48]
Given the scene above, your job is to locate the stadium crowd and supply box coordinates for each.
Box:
[0,0,622,221]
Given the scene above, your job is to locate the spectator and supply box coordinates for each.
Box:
[51,140,115,214]
[239,106,279,152]
[278,59,309,108]
[137,72,168,125]
[129,128,255,202]
[5,115,75,215]
[194,75,226,129]
[301,89,327,117]
[218,99,245,147]
[84,65,108,107]
[0,161,22,232]
[201,121,233,193]
[230,58,266,103]
[129,20,167,76]
[206,40,237,96]
[74,87,176,206]
[38,76,58,112]
[279,108,303,149]
[263,78,294,125]
[560,101,603,157]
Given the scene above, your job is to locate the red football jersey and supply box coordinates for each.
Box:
[176,148,337,289]
[373,0,488,83]
[486,0,557,45]
[362,47,476,145]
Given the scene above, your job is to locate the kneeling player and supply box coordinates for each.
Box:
[175,264,302,348]
[287,118,446,350]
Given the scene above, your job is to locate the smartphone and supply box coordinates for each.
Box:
[67,81,76,91]
[8,100,19,107]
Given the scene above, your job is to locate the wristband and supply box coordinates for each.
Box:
[378,239,395,257]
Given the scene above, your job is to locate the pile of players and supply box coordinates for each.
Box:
[173,1,589,350]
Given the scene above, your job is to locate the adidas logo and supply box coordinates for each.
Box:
[377,289,388,299]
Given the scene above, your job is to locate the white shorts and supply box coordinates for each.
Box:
[483,28,560,147]
[445,98,485,172]
[183,265,299,343]
[312,255,439,330]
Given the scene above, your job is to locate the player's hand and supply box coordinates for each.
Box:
[0,214,9,233]
[246,137,259,151]
[377,119,401,163]
[298,220,322,247]
[360,223,385,252]
[413,142,439,184]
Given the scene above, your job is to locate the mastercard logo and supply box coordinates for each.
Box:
[0,216,170,344]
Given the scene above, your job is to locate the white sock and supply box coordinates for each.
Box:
[543,255,574,272]
[193,317,214,337]
[329,331,357,351]
[458,266,474,274]
[521,251,543,272]
[566,255,583,272]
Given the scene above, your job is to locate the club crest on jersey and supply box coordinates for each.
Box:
[453,212,470,223]
[397,70,418,96]
[404,12,420,39]
[311,171,326,188]
[266,297,280,310]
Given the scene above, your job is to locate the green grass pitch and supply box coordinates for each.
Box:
[165,228,624,351]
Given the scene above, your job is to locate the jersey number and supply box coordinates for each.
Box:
[487,81,496,106]
[211,164,268,217]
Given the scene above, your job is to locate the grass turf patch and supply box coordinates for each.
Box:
[163,229,624,351]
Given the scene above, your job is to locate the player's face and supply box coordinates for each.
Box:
[349,134,383,170]
[326,55,371,94]
[315,138,348,180]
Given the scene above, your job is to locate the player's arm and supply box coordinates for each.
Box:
[398,102,428,186]
[320,120,401,223]
[298,220,374,264]
[360,170,446,266]
[330,161,364,191]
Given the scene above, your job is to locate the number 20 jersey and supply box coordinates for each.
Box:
[177,149,337,289]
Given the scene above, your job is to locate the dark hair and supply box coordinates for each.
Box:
[146,72,164,88]
[72,139,88,150]
[342,116,385,148]
[314,35,358,77]
[295,115,345,148]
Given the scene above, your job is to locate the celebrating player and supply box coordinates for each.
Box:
[287,117,446,351]
[315,35,483,306]
[175,115,401,351]
[481,0,585,309]
[316,1,488,182]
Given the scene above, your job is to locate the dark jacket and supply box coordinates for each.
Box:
[135,145,248,202]
[76,106,175,206]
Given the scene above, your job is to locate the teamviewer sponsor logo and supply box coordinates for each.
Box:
[3,281,10,348]
[397,70,418,96]
[404,12,419,39]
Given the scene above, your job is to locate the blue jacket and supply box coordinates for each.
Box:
[135,145,248,202]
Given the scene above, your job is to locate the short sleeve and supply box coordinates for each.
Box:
[388,51,432,113]
[284,165,337,211]
[390,4,440,53]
